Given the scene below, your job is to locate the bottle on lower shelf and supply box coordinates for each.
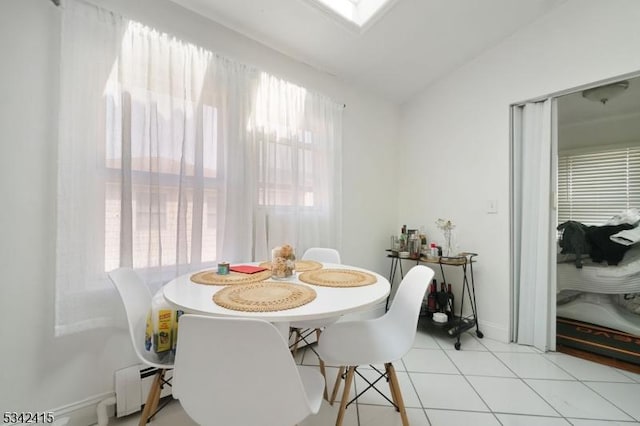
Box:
[446,283,454,319]
[447,318,476,336]
[427,279,437,316]
[437,282,448,313]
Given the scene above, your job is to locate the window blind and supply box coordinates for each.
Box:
[558,145,640,225]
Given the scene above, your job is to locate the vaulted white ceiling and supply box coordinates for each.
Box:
[168,0,567,104]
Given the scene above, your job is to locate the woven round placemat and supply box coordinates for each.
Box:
[213,282,317,312]
[190,269,272,286]
[298,269,377,288]
[258,259,323,272]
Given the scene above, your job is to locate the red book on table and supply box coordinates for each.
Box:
[229,265,268,274]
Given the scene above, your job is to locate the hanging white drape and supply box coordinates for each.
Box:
[56,0,342,335]
[511,99,557,351]
[249,72,343,259]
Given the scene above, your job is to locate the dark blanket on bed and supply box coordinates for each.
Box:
[557,221,635,267]
[586,223,635,265]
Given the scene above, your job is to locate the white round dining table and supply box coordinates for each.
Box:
[162,263,390,336]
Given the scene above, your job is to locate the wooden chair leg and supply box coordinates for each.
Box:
[384,363,399,410]
[329,366,345,406]
[315,328,329,400]
[318,358,329,401]
[336,367,355,426]
[138,369,162,426]
[148,369,165,418]
[386,363,409,426]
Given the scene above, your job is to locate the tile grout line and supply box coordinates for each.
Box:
[298,329,638,425]
[541,349,640,421]
[440,332,572,422]
[580,381,640,422]
[497,355,567,420]
[441,338,505,425]
[400,357,433,425]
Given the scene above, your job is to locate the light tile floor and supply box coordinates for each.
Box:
[111,319,640,425]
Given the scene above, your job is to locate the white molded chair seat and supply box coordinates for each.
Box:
[173,315,324,426]
[317,265,434,426]
[108,267,174,426]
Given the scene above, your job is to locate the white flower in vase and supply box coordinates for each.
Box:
[435,219,456,256]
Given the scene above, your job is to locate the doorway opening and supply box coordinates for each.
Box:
[555,75,640,372]
[511,72,640,373]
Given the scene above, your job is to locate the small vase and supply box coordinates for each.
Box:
[271,246,295,279]
[443,230,456,256]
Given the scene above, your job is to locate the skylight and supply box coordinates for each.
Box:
[307,0,398,30]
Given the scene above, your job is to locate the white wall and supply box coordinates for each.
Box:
[399,0,640,341]
[0,0,399,419]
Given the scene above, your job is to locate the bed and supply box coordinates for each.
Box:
[556,243,640,337]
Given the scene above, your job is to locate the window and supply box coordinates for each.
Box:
[56,3,342,335]
[104,88,221,271]
[558,145,640,225]
[304,0,398,29]
[256,133,316,207]
[251,72,329,209]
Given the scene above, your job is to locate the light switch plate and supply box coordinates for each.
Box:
[487,199,498,214]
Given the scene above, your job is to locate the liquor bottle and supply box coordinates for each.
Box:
[437,282,448,313]
[427,280,437,315]
[446,283,455,319]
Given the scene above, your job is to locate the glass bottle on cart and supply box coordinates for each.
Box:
[446,283,454,319]
[427,280,437,316]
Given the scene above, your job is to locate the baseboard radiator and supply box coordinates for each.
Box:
[115,365,172,418]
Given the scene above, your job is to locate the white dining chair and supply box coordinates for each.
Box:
[173,314,325,426]
[301,247,342,264]
[108,267,174,426]
[317,265,434,426]
[290,247,342,399]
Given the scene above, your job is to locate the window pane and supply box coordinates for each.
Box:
[202,191,217,262]
[105,93,220,270]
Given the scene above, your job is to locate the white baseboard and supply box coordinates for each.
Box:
[476,319,509,342]
[48,392,115,426]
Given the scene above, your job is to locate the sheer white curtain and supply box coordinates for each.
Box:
[511,99,557,351]
[56,0,342,335]
[249,72,343,259]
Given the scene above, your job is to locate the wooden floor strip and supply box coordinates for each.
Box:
[557,334,640,358]
[556,316,640,374]
[556,344,640,375]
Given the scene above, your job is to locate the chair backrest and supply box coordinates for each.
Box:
[108,267,153,365]
[302,247,341,264]
[383,265,434,355]
[173,315,316,426]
